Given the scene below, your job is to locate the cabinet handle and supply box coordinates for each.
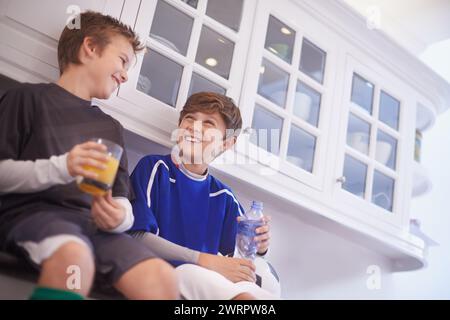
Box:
[336,176,346,184]
[243,127,253,135]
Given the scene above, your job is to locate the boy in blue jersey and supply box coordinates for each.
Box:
[129,92,276,299]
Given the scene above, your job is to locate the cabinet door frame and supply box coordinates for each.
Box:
[332,53,416,229]
[237,0,338,191]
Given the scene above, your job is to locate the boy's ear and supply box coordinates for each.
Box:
[223,136,237,151]
[79,37,98,62]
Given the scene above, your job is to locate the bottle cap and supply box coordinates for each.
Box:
[251,201,263,211]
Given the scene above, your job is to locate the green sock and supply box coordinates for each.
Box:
[29,287,84,300]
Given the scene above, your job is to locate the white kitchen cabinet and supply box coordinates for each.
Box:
[0,0,449,270]
[331,54,416,232]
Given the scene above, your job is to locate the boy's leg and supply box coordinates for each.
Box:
[6,212,96,298]
[38,240,94,297]
[175,264,277,300]
[234,293,256,300]
[114,257,178,299]
[175,264,250,300]
[92,232,178,300]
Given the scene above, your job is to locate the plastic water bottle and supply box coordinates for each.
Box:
[236,201,264,260]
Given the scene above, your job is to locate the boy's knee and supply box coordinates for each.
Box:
[117,257,179,299]
[45,240,94,272]
[176,264,211,282]
[39,240,95,296]
[147,258,179,298]
[176,263,202,275]
[152,258,178,283]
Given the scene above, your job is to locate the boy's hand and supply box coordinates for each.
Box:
[67,141,109,179]
[255,215,271,255]
[91,191,125,231]
[198,253,256,283]
[237,215,272,255]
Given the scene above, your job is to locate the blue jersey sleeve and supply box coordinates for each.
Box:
[129,156,159,233]
[218,193,244,256]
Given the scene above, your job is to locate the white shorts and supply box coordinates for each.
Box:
[175,264,279,300]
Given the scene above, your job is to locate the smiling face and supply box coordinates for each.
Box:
[57,11,143,99]
[177,111,234,165]
[85,35,134,99]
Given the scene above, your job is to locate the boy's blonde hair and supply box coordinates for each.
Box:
[57,11,144,74]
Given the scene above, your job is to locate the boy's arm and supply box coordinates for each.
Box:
[129,157,203,261]
[218,196,244,257]
[0,154,74,194]
[0,141,110,194]
[89,125,134,234]
[0,156,134,234]
[91,193,134,233]
[130,231,200,263]
[129,157,162,234]
[129,231,256,283]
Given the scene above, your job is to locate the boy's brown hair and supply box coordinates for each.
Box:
[57,11,144,74]
[179,92,243,137]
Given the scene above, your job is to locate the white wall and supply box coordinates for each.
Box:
[390,109,450,299]
[387,39,450,299]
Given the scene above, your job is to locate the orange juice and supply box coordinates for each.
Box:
[77,156,120,196]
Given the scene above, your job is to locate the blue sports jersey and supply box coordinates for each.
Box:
[130,154,244,256]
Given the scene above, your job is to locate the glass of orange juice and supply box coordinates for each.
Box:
[77,138,123,196]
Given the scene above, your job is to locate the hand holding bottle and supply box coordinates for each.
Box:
[236,201,271,260]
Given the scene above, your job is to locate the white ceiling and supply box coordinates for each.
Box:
[343,0,450,54]
[342,0,450,83]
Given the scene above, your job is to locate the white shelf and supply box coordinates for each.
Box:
[412,161,432,197]
[409,219,439,247]
[416,103,437,132]
[211,159,428,272]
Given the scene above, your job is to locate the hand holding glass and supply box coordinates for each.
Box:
[77,138,123,196]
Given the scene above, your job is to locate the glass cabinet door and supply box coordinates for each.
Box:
[238,0,334,190]
[338,59,406,217]
[246,12,328,188]
[206,0,243,32]
[138,50,183,107]
[149,0,193,56]
[299,38,326,84]
[250,104,283,155]
[140,0,243,107]
[119,0,257,133]
[342,155,368,198]
[257,58,290,108]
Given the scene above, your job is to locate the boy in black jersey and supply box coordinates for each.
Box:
[0,11,178,300]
